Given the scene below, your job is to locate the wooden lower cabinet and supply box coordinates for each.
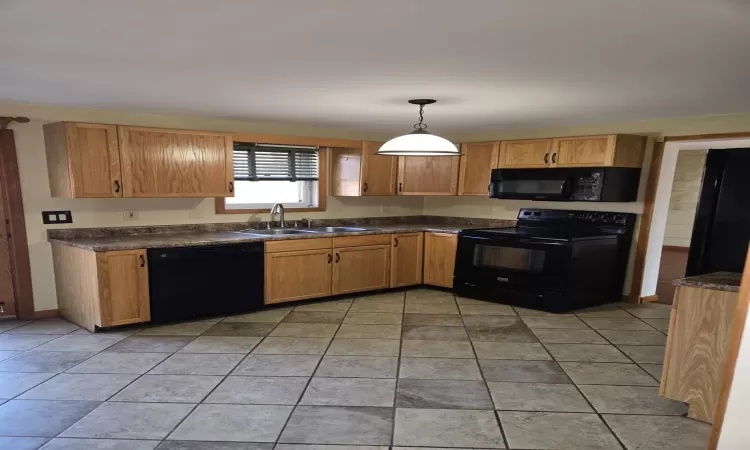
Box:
[423,232,458,288]
[660,285,738,423]
[52,244,150,331]
[332,244,391,295]
[390,233,423,288]
[265,249,333,304]
[96,250,150,327]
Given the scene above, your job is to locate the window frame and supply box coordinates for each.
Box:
[216,147,327,214]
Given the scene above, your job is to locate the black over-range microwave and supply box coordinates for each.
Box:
[489,167,641,202]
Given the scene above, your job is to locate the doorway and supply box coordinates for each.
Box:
[656,149,707,304]
[0,126,34,319]
[640,137,750,303]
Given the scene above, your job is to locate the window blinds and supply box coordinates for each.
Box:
[233,143,319,181]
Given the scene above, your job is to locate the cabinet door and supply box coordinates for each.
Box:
[497,139,553,168]
[423,233,458,288]
[390,233,423,288]
[118,126,233,197]
[96,250,150,327]
[44,123,123,198]
[332,245,391,295]
[361,141,396,196]
[458,142,499,196]
[397,156,459,195]
[265,249,332,304]
[551,135,616,167]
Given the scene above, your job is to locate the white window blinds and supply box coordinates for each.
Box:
[233,143,319,181]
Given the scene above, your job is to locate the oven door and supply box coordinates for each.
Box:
[455,234,571,292]
[490,169,573,201]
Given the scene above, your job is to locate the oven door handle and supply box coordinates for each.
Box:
[516,238,568,247]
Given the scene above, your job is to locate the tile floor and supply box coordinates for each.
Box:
[0,288,711,450]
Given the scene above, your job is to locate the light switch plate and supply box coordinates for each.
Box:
[42,210,73,224]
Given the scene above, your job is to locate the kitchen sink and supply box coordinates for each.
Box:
[306,226,372,233]
[236,226,372,236]
[236,229,315,236]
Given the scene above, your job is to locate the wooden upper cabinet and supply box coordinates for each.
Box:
[332,244,391,295]
[497,139,553,169]
[118,126,234,197]
[96,249,150,327]
[423,232,458,288]
[390,233,423,288]
[397,156,460,195]
[330,142,396,196]
[551,134,646,168]
[495,135,646,169]
[458,141,499,196]
[44,122,123,197]
[265,248,333,304]
[361,141,397,196]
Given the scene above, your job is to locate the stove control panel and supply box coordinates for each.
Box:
[519,209,630,225]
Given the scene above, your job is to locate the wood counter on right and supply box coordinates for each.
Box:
[660,271,742,423]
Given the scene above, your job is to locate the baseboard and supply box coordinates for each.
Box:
[32,309,59,319]
[663,245,690,253]
[640,295,660,303]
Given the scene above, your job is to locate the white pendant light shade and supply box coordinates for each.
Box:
[377,130,459,156]
[375,99,459,156]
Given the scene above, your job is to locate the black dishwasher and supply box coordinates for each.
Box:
[147,243,264,323]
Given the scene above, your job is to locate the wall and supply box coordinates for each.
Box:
[718,298,750,449]
[664,150,707,247]
[5,102,750,311]
[1,103,422,312]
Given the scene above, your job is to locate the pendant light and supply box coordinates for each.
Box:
[376,99,459,156]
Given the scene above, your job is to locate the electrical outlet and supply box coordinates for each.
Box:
[123,211,139,221]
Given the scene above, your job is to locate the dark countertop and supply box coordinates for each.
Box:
[673,271,742,293]
[48,218,516,252]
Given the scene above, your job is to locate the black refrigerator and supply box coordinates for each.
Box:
[686,149,750,276]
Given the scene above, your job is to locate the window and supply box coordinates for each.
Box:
[220,143,325,212]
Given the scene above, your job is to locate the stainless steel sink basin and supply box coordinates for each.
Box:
[236,226,372,236]
[236,229,315,236]
[306,227,372,233]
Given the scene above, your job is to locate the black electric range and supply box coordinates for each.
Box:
[454,208,636,313]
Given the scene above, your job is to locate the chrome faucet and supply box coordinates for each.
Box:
[270,203,286,228]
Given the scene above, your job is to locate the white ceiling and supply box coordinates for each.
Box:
[1,0,750,133]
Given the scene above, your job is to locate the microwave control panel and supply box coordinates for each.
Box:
[571,172,603,201]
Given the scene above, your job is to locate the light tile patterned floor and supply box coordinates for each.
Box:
[0,289,710,450]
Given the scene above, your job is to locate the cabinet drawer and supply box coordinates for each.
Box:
[333,234,391,248]
[265,238,333,253]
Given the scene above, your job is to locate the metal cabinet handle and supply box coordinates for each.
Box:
[113,180,121,193]
[363,183,368,193]
[139,255,146,267]
[544,153,549,164]
[394,238,399,248]
[228,181,234,193]
[398,182,403,192]
[335,253,340,263]
[327,253,332,263]
[551,153,557,164]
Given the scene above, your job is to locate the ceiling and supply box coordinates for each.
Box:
[1,0,750,134]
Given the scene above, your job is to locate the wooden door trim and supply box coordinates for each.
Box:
[665,132,750,142]
[0,130,35,319]
[628,141,664,304]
